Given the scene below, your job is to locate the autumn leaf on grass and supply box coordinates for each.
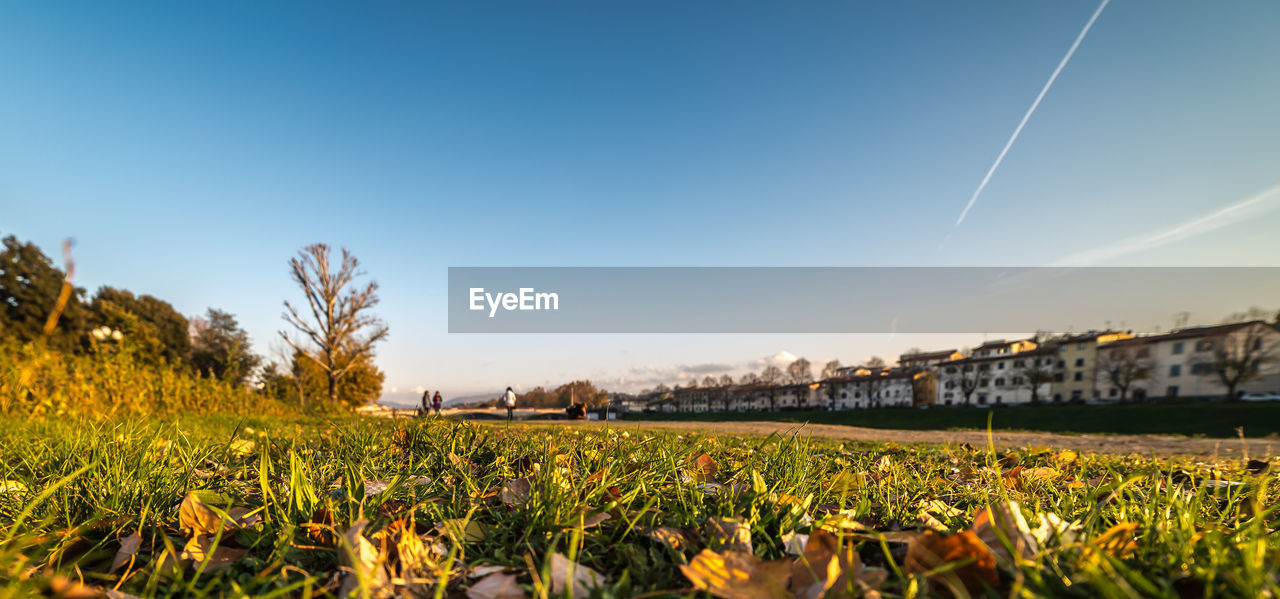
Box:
[904,530,998,598]
[680,549,791,599]
[180,535,247,572]
[917,500,963,532]
[780,531,808,557]
[178,492,259,536]
[468,571,526,599]
[500,478,532,507]
[790,529,886,599]
[1054,450,1078,465]
[971,501,1038,565]
[705,517,753,554]
[691,453,719,481]
[109,530,142,573]
[565,505,611,530]
[437,519,489,544]
[644,526,690,551]
[1085,522,1140,563]
[337,520,393,598]
[1032,512,1081,548]
[549,553,606,599]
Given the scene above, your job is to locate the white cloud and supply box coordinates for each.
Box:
[753,351,798,369]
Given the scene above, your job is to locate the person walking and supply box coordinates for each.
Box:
[432,391,443,416]
[420,390,431,418]
[501,386,517,421]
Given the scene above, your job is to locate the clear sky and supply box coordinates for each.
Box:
[3,1,1278,403]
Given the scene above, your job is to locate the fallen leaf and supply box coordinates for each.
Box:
[971,501,1038,564]
[468,572,526,599]
[109,530,142,573]
[228,438,255,456]
[692,453,719,481]
[437,519,488,543]
[904,530,998,598]
[680,549,792,599]
[549,553,605,599]
[469,565,509,578]
[780,531,808,556]
[337,520,392,598]
[1054,450,1078,465]
[178,492,259,536]
[180,535,247,572]
[1091,521,1139,559]
[644,526,689,551]
[706,517,753,554]
[500,478,532,507]
[790,529,886,599]
[1032,512,1081,547]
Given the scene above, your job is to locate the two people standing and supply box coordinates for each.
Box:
[419,390,444,417]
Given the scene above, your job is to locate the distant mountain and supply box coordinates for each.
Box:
[378,390,500,409]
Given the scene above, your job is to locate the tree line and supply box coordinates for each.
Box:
[0,235,388,410]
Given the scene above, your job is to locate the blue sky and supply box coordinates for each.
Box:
[3,1,1278,402]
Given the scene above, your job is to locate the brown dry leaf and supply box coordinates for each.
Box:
[581,511,611,529]
[1054,450,1078,465]
[467,572,526,599]
[692,453,719,481]
[469,565,509,578]
[46,575,102,599]
[1091,522,1140,559]
[178,493,259,536]
[645,526,689,551]
[180,535,247,572]
[705,517,753,554]
[972,501,1038,564]
[904,530,998,598]
[437,519,488,543]
[790,529,886,599]
[549,552,605,599]
[1020,467,1061,484]
[337,520,392,598]
[178,492,223,536]
[918,500,963,532]
[109,530,142,573]
[500,478,532,507]
[680,549,792,599]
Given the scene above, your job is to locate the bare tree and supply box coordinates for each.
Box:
[687,378,700,389]
[760,365,784,411]
[1097,345,1151,402]
[1209,322,1277,401]
[702,375,718,388]
[718,374,734,387]
[787,357,813,384]
[281,244,389,405]
[1017,360,1055,405]
[268,339,308,406]
[864,356,886,369]
[949,365,980,405]
[820,359,842,380]
[739,372,760,385]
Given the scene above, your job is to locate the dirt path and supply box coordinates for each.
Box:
[581,420,1277,458]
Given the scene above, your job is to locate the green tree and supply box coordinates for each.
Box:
[190,308,261,386]
[296,349,385,408]
[91,287,190,363]
[0,235,88,351]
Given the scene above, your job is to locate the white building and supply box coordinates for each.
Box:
[1095,321,1280,401]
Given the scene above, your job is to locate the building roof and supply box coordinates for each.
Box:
[1101,321,1274,348]
[938,346,1057,366]
[1059,330,1124,344]
[900,349,959,361]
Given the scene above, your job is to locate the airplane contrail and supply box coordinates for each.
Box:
[955,0,1111,226]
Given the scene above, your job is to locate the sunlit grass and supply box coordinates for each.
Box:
[0,415,1276,597]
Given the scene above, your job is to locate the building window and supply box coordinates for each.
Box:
[998,362,1005,370]
[1075,358,1084,367]
[1196,340,1214,352]
[995,378,1005,386]
[981,378,990,387]
[1012,376,1023,385]
[1172,342,1184,354]
[1073,371,1083,381]
[1078,342,1087,350]
[1191,363,1212,375]
[1166,385,1179,398]
[1170,364,1181,377]
[1109,388,1118,397]
[1014,360,1025,367]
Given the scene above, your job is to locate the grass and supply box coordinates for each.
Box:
[1,413,1278,598]
[624,400,1280,438]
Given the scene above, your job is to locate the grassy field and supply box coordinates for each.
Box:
[1,414,1278,598]
[624,401,1280,438]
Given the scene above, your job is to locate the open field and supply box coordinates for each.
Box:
[2,414,1279,598]
[624,401,1280,439]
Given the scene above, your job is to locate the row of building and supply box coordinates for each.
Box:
[641,320,1280,413]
